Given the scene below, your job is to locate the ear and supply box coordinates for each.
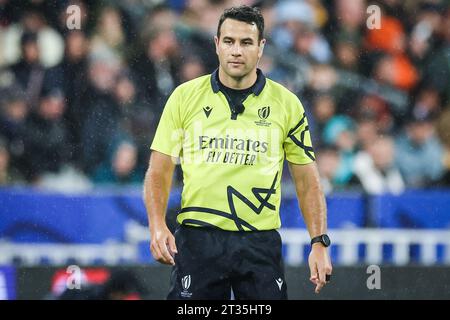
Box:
[214,36,219,55]
[258,39,266,58]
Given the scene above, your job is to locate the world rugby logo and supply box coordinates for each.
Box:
[181,275,191,291]
[258,106,270,120]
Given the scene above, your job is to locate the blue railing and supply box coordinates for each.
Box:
[1,187,450,244]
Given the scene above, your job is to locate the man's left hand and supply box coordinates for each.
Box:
[308,243,332,294]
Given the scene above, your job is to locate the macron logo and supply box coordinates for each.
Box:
[276,278,283,291]
[203,106,213,118]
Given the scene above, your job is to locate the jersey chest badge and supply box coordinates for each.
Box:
[255,106,272,127]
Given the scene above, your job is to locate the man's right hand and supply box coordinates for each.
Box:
[150,224,178,265]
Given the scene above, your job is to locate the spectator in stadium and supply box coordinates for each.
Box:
[354,136,405,195]
[113,70,158,171]
[1,6,64,69]
[0,0,15,28]
[436,107,450,186]
[178,0,228,37]
[92,138,142,186]
[355,94,394,134]
[80,52,122,174]
[332,31,361,71]
[0,136,23,185]
[90,6,127,62]
[178,54,207,83]
[306,64,338,94]
[131,14,181,112]
[395,110,444,187]
[45,30,90,168]
[331,0,366,45]
[355,116,379,152]
[411,86,442,124]
[322,115,358,188]
[22,88,71,182]
[423,6,450,104]
[316,145,358,194]
[9,31,46,109]
[365,14,419,90]
[272,0,332,63]
[0,91,29,175]
[310,92,337,147]
[371,52,419,92]
[408,2,442,65]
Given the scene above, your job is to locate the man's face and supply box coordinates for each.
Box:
[39,96,65,121]
[215,18,265,79]
[408,122,434,145]
[23,42,39,64]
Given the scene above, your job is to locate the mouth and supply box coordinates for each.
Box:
[228,61,244,66]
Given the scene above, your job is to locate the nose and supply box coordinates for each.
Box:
[231,43,242,56]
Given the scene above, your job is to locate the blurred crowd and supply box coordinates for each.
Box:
[0,0,449,193]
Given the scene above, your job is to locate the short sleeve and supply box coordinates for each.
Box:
[150,87,184,157]
[283,97,315,164]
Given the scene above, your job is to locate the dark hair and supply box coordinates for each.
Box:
[217,5,264,41]
[20,31,38,46]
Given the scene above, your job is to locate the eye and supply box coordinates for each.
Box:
[224,39,232,44]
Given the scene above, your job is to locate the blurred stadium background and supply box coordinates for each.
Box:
[1,0,450,300]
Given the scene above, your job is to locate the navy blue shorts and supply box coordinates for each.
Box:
[167,225,287,300]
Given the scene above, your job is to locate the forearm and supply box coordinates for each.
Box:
[290,162,332,293]
[297,183,327,238]
[143,155,174,232]
[290,162,327,238]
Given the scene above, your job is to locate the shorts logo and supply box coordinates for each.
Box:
[276,278,283,291]
[255,106,272,127]
[181,275,192,298]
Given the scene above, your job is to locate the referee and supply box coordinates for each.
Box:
[144,5,332,300]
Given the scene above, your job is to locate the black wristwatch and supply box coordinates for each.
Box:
[310,234,331,247]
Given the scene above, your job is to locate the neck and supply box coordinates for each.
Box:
[218,67,257,90]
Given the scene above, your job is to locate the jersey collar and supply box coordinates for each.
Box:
[210,68,266,96]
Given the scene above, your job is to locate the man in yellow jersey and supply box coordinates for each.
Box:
[143,5,332,300]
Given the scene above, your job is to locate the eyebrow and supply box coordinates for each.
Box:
[222,36,255,43]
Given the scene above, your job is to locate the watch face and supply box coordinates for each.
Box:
[321,235,331,247]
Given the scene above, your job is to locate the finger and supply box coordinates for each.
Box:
[309,263,319,292]
[152,240,174,265]
[154,247,171,265]
[309,272,318,284]
[157,257,172,265]
[150,241,162,262]
[157,237,175,265]
[315,277,325,293]
[167,234,178,255]
[309,260,318,282]
[316,268,326,294]
[318,267,326,286]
